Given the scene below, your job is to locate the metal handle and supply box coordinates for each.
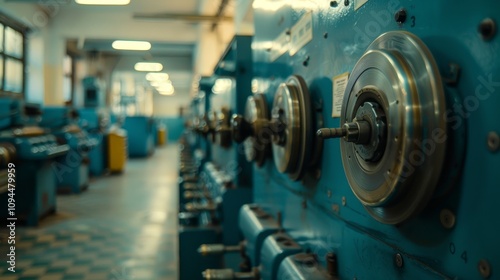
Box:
[198,244,240,256]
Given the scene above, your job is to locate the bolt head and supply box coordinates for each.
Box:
[394,9,407,24]
[395,253,404,268]
[478,259,491,278]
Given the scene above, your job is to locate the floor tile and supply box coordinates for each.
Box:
[0,145,179,280]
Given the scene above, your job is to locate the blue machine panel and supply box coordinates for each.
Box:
[0,100,69,225]
[249,0,500,279]
[259,232,302,280]
[40,107,94,193]
[210,36,254,189]
[123,116,155,158]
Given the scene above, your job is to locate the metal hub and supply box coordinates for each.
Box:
[215,107,231,148]
[231,94,271,166]
[271,75,312,181]
[352,95,387,162]
[318,31,447,224]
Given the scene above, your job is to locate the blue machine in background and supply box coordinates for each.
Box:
[186,76,217,165]
[0,98,69,226]
[122,116,155,158]
[82,76,103,108]
[178,36,255,280]
[184,1,500,279]
[39,106,96,194]
[78,108,109,176]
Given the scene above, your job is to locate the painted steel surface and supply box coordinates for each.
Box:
[251,1,500,279]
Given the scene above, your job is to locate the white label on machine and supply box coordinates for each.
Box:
[289,12,313,56]
[355,0,369,10]
[270,30,290,62]
[332,72,349,118]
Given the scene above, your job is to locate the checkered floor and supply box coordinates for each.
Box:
[0,145,179,280]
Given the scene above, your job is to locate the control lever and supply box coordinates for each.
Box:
[202,268,259,280]
[185,202,217,212]
[183,190,210,200]
[197,244,240,256]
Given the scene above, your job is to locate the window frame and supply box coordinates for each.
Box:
[0,12,29,98]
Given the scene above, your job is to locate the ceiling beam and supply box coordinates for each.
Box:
[133,13,233,22]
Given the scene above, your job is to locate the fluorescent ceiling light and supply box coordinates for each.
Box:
[112,40,151,51]
[146,73,169,81]
[158,90,175,96]
[156,84,174,92]
[76,0,130,5]
[150,80,172,87]
[135,62,163,72]
[157,83,175,95]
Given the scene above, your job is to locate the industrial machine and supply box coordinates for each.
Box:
[194,0,500,279]
[186,76,217,165]
[178,36,255,280]
[122,116,155,157]
[40,106,96,194]
[82,76,103,108]
[0,99,69,225]
[78,108,109,176]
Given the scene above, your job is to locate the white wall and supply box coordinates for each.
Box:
[153,90,191,117]
[193,0,236,77]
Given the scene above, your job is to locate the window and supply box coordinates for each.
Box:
[63,54,74,103]
[0,13,27,96]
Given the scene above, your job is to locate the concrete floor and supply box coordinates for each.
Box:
[0,144,179,280]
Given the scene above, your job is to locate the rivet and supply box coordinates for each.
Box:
[342,196,346,206]
[332,204,339,213]
[440,209,456,229]
[487,131,499,152]
[478,259,491,278]
[327,190,332,198]
[394,9,407,24]
[395,253,404,268]
[344,0,349,6]
[479,18,496,41]
[330,1,338,8]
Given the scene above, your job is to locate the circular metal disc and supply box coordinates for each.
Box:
[215,107,231,148]
[340,31,447,224]
[272,75,312,181]
[243,94,270,166]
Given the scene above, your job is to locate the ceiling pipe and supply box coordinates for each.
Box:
[133,0,232,30]
[211,0,230,31]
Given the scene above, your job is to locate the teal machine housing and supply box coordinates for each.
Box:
[77,108,108,176]
[179,36,255,280]
[122,116,155,158]
[0,99,69,226]
[217,0,500,279]
[39,106,96,194]
[80,76,108,176]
